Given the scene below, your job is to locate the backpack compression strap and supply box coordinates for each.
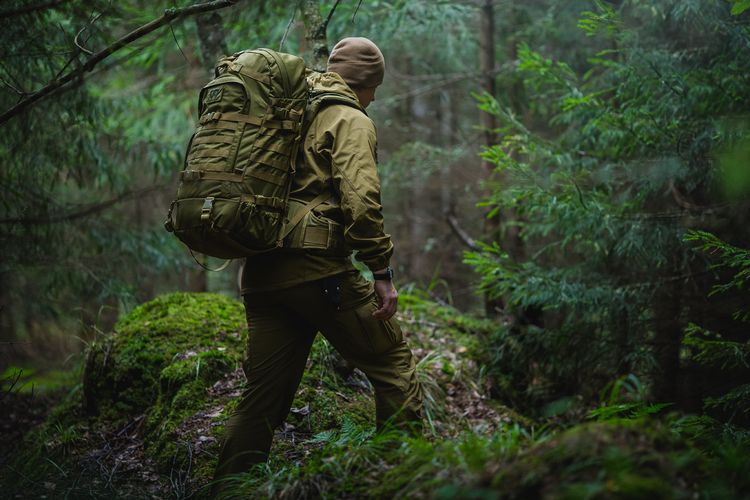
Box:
[274,92,361,246]
[277,191,331,244]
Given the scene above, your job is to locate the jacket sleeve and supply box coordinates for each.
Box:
[325,110,393,271]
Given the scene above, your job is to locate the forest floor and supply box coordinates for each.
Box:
[2,292,747,499]
[1,292,514,498]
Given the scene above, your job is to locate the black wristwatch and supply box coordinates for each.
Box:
[372,267,394,281]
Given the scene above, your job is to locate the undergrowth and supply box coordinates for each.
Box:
[3,290,749,498]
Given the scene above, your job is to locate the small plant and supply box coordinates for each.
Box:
[588,374,672,421]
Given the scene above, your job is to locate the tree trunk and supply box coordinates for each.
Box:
[301,0,330,71]
[196,11,229,69]
[479,0,501,316]
[479,0,497,176]
[651,271,684,402]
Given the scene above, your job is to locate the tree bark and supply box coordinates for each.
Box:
[301,0,341,71]
[479,0,497,175]
[651,266,684,402]
[196,11,229,69]
[479,0,501,316]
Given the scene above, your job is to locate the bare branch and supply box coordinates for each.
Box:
[669,179,703,211]
[0,185,166,225]
[74,9,106,57]
[0,0,239,127]
[0,76,25,96]
[446,206,480,251]
[279,1,300,51]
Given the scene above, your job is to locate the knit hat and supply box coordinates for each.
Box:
[327,37,385,88]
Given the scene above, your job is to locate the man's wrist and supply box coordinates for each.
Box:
[372,267,394,281]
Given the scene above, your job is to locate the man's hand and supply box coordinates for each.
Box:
[372,271,398,320]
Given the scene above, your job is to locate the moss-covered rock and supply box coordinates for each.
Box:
[82,292,245,420]
[479,419,704,499]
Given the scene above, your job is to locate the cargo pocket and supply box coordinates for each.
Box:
[353,298,403,355]
[302,211,333,250]
[235,203,280,251]
[284,202,345,253]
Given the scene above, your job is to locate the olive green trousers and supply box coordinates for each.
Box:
[214,270,422,478]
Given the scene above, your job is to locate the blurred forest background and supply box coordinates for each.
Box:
[3,0,749,404]
[2,0,750,496]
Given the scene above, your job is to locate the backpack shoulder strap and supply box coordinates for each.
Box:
[303,91,363,137]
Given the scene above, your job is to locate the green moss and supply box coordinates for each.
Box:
[144,348,238,469]
[82,292,244,421]
[488,419,702,498]
[285,337,375,435]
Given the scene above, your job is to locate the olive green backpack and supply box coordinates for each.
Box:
[164,48,357,260]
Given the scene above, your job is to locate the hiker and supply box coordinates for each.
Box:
[213,37,423,479]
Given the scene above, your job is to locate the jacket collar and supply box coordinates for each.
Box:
[306,70,365,112]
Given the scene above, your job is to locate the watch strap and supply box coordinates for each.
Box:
[372,267,394,281]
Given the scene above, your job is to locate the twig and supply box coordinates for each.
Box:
[74,27,94,55]
[0,76,25,95]
[0,0,239,126]
[74,9,106,57]
[351,0,363,23]
[169,22,189,63]
[279,0,301,50]
[445,206,480,251]
[323,0,342,32]
[0,60,27,95]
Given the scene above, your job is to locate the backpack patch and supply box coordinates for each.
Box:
[203,86,223,105]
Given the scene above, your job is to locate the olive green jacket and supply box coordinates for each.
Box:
[241,72,393,293]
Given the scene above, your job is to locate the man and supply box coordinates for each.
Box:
[214,37,423,479]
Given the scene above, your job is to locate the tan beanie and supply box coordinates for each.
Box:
[327,37,385,88]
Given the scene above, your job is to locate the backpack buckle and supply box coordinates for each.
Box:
[200,197,215,222]
[199,112,223,125]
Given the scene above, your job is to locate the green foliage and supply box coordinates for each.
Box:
[682,323,750,370]
[587,374,672,422]
[7,289,750,498]
[466,0,750,409]
[577,0,620,38]
[0,0,210,353]
[685,230,750,306]
[224,420,537,499]
[731,0,750,16]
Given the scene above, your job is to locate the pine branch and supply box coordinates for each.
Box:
[0,185,166,225]
[0,0,67,19]
[0,0,239,126]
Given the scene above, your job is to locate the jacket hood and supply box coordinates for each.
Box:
[306,70,363,109]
